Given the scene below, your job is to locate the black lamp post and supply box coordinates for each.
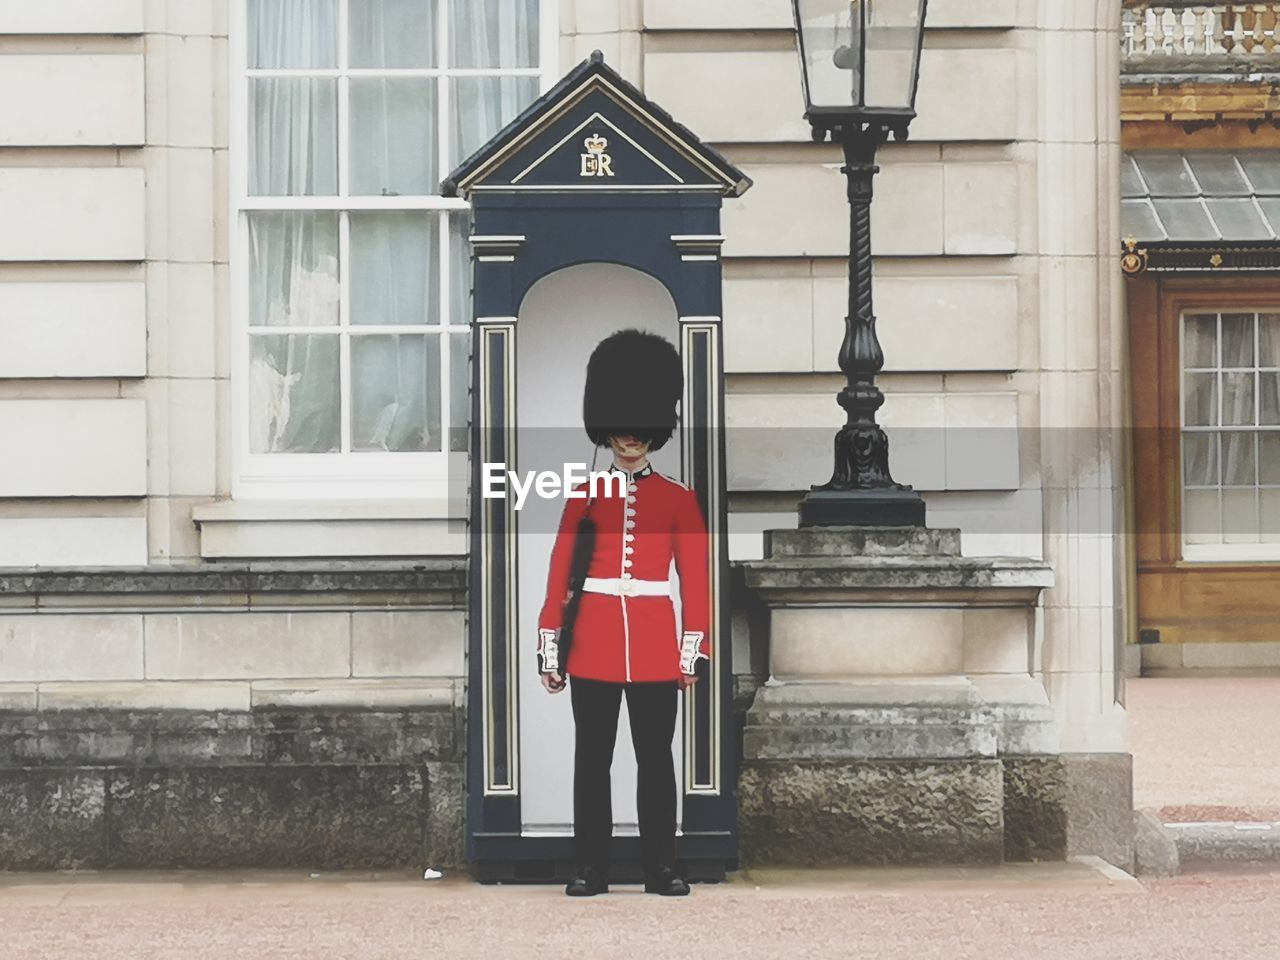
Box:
[792,0,928,528]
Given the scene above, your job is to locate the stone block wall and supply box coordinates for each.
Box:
[0,562,469,870]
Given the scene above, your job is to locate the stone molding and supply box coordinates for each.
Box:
[0,559,468,611]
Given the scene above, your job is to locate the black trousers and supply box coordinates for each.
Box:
[569,676,679,878]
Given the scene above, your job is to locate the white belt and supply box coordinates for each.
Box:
[582,577,671,598]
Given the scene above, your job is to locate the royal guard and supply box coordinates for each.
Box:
[536,328,711,898]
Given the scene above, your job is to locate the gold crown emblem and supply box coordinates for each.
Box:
[584,134,608,154]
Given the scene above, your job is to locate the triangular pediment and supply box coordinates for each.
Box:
[442,52,751,198]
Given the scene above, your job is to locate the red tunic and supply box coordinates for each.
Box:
[537,464,711,683]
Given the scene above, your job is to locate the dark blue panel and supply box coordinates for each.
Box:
[473,195,723,318]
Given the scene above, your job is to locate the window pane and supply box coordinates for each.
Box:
[1184,314,1217,368]
[1263,489,1280,543]
[1222,372,1256,425]
[1222,313,1255,368]
[449,0,539,67]
[248,212,340,328]
[1224,432,1257,486]
[1258,199,1280,238]
[249,0,337,68]
[1261,314,1280,367]
[1223,489,1258,543]
[1134,153,1198,196]
[350,79,438,196]
[449,75,538,169]
[351,334,441,452]
[1152,199,1216,240]
[1238,152,1280,194]
[1120,200,1164,242]
[350,213,439,326]
[1185,154,1250,196]
[863,0,924,110]
[250,335,340,453]
[350,0,436,67]
[1120,155,1146,199]
[1262,372,1280,425]
[249,79,338,196]
[450,331,470,452]
[450,212,472,326]
[1205,199,1271,241]
[1184,372,1217,426]
[1183,488,1220,544]
[1261,434,1280,485]
[1183,432,1219,486]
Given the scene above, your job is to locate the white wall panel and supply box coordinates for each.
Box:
[0,56,144,146]
[0,518,147,566]
[0,282,146,378]
[723,161,945,258]
[813,275,1020,372]
[644,49,1017,144]
[0,169,145,261]
[0,399,147,497]
[643,51,807,143]
[927,0,1018,28]
[913,50,1018,143]
[0,0,143,34]
[726,391,1020,492]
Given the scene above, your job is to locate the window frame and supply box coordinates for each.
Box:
[228,0,558,500]
[1177,303,1280,561]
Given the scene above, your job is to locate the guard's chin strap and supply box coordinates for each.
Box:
[586,445,600,508]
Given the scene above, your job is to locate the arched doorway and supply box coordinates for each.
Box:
[514,263,682,837]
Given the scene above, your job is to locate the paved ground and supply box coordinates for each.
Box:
[4,676,1272,958]
[3,861,1279,960]
[1127,677,1280,821]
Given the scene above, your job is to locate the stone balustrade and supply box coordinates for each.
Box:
[1122,2,1280,63]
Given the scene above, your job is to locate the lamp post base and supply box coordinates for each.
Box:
[797,488,926,528]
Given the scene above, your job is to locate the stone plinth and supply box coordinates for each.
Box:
[738,526,1060,866]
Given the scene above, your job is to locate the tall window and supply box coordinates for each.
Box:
[1182,310,1280,556]
[233,0,547,498]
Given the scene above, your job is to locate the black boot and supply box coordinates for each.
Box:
[565,865,609,897]
[643,865,689,896]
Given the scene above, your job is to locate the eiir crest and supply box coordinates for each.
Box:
[579,134,615,178]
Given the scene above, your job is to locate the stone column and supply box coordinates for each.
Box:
[1031,0,1133,868]
[738,526,1057,865]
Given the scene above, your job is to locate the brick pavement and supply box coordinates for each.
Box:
[4,862,1280,960]
[1127,677,1280,821]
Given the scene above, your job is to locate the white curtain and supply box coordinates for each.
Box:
[352,335,440,451]
[1221,315,1256,492]
[248,213,342,454]
[450,0,539,167]
[451,0,537,67]
[250,78,338,196]
[248,1,339,196]
[350,0,438,195]
[350,0,435,67]
[350,213,437,327]
[351,79,438,196]
[249,0,337,68]
[347,214,452,450]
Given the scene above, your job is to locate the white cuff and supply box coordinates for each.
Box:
[538,628,560,673]
[679,631,707,675]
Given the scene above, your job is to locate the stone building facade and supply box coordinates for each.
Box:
[0,0,1130,870]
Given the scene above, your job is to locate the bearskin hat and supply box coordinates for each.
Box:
[583,329,683,450]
